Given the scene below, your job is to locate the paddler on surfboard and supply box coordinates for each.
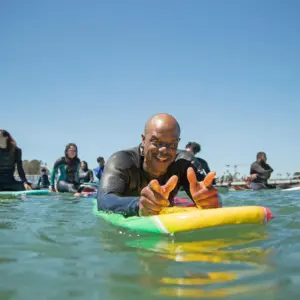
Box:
[96,113,220,217]
[0,129,31,192]
[250,152,276,190]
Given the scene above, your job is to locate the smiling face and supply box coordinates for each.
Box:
[142,114,180,177]
[66,145,77,159]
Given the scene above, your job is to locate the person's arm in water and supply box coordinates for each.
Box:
[97,151,139,217]
[250,162,273,180]
[15,148,30,189]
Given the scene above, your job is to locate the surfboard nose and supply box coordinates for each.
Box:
[265,207,274,222]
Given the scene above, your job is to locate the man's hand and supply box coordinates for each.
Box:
[187,168,220,209]
[139,176,178,216]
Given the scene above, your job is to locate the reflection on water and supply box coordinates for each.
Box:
[1,190,300,299]
[126,229,275,299]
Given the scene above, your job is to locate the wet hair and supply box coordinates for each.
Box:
[41,167,47,173]
[186,142,201,154]
[65,143,78,157]
[256,152,266,160]
[81,160,88,170]
[64,143,80,166]
[97,156,104,163]
[0,129,17,154]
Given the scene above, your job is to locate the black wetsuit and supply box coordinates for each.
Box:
[50,157,81,193]
[97,146,216,217]
[37,173,50,188]
[0,147,28,191]
[79,168,93,184]
[195,157,210,175]
[250,161,274,190]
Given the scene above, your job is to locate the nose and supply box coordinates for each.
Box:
[158,146,167,155]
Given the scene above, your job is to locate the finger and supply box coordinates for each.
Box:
[196,196,220,209]
[140,197,164,212]
[139,201,161,216]
[141,186,169,206]
[203,172,216,188]
[187,167,197,192]
[148,179,162,194]
[163,175,178,196]
[139,208,156,217]
[192,187,219,201]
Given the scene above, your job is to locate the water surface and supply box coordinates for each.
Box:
[0,190,300,300]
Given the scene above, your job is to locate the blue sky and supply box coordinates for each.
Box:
[1,0,299,178]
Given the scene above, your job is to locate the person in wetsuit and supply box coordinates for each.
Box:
[97,113,220,217]
[37,167,50,189]
[50,143,81,193]
[185,141,215,183]
[0,129,31,191]
[94,157,105,181]
[250,152,275,190]
[79,161,94,184]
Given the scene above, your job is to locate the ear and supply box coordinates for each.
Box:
[141,134,146,146]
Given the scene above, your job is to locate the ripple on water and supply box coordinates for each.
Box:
[0,190,300,299]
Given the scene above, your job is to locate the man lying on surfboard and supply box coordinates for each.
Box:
[96,113,220,217]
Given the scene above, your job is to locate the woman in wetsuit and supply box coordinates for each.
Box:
[0,129,31,191]
[79,161,94,184]
[50,143,81,193]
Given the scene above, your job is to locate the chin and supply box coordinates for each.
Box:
[151,165,170,177]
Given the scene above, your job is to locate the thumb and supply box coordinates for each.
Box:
[162,175,178,197]
[203,172,216,188]
[187,167,198,192]
[148,179,162,194]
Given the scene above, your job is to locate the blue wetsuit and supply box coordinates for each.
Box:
[94,166,104,181]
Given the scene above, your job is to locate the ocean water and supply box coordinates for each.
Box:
[0,190,299,300]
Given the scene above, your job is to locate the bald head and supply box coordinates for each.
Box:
[141,113,181,177]
[144,113,181,136]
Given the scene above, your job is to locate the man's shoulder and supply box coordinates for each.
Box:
[106,146,140,169]
[250,161,258,167]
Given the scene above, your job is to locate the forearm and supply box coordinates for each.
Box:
[50,169,57,187]
[17,162,27,183]
[251,165,272,180]
[97,190,139,217]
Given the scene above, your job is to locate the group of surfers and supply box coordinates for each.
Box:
[0,113,281,217]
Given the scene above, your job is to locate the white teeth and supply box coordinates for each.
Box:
[156,156,167,161]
